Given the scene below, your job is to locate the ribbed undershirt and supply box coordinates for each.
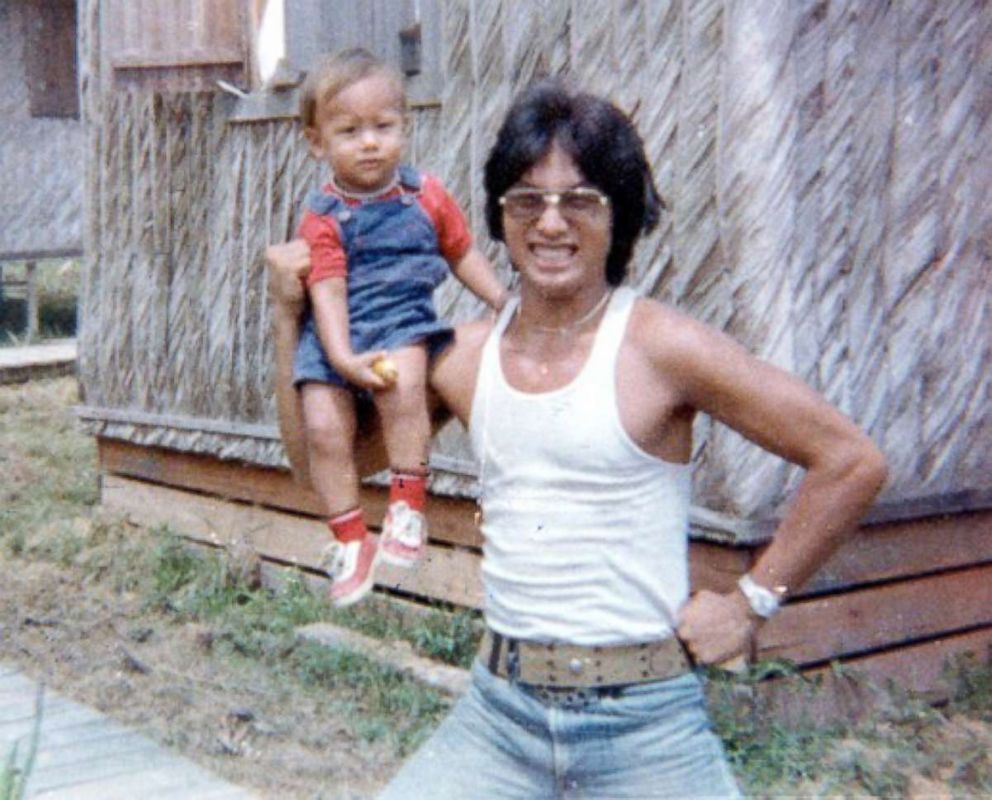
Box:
[469,287,692,646]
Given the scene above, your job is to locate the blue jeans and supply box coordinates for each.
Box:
[378,660,742,799]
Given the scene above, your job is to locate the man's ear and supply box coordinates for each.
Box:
[303,127,324,160]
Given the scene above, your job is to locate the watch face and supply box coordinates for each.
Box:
[739,575,780,618]
[752,593,776,617]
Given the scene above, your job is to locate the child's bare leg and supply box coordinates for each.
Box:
[301,383,360,514]
[300,383,378,606]
[372,345,432,567]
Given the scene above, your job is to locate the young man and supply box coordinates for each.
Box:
[268,80,887,798]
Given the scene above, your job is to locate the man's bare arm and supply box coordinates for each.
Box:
[634,302,887,663]
[266,241,313,485]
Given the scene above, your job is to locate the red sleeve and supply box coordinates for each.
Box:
[298,211,347,288]
[417,174,474,264]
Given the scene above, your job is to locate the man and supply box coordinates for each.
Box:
[268,80,887,798]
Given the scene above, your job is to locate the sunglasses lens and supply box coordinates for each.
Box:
[501,188,608,220]
[560,191,605,215]
[503,190,546,218]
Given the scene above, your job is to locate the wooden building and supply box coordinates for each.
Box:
[0,0,84,336]
[77,1,991,700]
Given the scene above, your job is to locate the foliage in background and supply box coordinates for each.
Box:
[0,259,79,344]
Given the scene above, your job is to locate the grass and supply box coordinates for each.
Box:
[0,378,449,757]
[0,259,79,344]
[706,658,992,798]
[0,687,42,800]
[3,376,992,792]
[132,531,450,753]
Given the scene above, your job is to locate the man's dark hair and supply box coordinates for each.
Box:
[484,79,663,286]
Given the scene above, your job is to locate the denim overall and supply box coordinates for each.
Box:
[293,165,455,389]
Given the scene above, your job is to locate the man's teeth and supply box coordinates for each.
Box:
[532,245,574,262]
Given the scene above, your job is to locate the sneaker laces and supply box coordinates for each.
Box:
[387,502,424,548]
[319,540,348,579]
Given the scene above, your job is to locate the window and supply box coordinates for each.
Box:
[104,0,249,92]
[23,0,79,118]
[282,0,441,105]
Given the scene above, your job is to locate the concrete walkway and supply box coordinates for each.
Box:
[0,339,76,385]
[0,664,256,799]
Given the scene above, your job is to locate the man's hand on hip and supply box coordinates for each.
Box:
[677,589,758,666]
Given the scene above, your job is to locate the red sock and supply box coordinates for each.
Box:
[327,508,368,543]
[390,470,427,513]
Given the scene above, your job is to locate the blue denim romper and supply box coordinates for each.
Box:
[293,165,455,390]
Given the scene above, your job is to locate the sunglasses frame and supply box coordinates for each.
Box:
[498,186,610,221]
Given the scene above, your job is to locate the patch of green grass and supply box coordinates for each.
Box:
[133,530,449,753]
[946,653,992,720]
[290,640,447,753]
[707,664,844,792]
[0,381,98,559]
[2,378,447,755]
[709,656,992,799]
[331,601,483,669]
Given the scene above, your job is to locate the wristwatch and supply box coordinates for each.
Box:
[737,574,787,619]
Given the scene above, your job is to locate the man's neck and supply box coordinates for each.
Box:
[514,284,613,335]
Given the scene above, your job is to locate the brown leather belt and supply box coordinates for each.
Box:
[479,629,692,688]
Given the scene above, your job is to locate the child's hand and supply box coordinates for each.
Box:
[338,351,394,392]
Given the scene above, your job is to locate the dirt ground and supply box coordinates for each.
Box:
[0,378,418,799]
[0,532,408,799]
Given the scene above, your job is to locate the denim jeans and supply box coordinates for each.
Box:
[378,660,742,799]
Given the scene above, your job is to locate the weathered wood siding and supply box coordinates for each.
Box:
[0,2,84,260]
[78,0,992,536]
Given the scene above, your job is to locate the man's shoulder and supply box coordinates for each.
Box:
[625,295,719,368]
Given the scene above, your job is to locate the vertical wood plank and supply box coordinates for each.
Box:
[880,0,941,497]
[845,1,897,470]
[709,0,797,517]
[636,0,680,296]
[815,0,857,417]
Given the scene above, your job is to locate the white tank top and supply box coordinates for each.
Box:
[469,287,692,645]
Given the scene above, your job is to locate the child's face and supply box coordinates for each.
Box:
[306,73,405,194]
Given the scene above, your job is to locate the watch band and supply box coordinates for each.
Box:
[737,574,786,618]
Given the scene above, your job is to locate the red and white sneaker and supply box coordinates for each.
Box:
[320,535,379,607]
[379,501,427,568]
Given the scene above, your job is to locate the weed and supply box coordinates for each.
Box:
[290,641,447,753]
[133,529,450,753]
[331,601,482,668]
[409,608,482,668]
[0,686,42,800]
[946,654,992,720]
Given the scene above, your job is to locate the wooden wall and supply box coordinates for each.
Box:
[99,438,992,699]
[77,0,992,538]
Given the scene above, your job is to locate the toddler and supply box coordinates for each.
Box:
[292,48,506,607]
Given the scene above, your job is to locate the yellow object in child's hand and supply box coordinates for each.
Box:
[372,356,399,384]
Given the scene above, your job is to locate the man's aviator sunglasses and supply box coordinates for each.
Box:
[499,187,610,221]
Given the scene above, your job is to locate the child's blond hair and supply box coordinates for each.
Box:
[299,48,406,129]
